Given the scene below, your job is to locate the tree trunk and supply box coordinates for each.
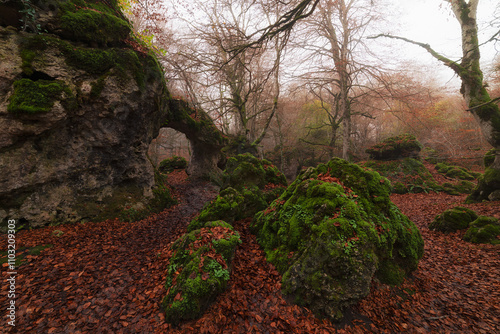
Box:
[447,0,500,201]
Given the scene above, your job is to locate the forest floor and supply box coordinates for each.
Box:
[1,169,500,333]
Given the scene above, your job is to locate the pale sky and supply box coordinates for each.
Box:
[383,0,498,89]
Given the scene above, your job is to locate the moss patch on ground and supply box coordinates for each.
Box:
[429,207,478,233]
[159,156,188,174]
[162,221,241,324]
[251,158,424,322]
[0,244,53,268]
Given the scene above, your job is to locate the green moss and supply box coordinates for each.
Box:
[484,149,496,168]
[7,79,73,114]
[363,158,440,194]
[188,187,244,231]
[20,49,36,76]
[189,154,287,230]
[90,74,108,99]
[365,134,422,160]
[429,206,478,233]
[58,0,131,46]
[251,158,424,321]
[463,216,500,244]
[159,156,188,173]
[376,260,406,286]
[0,244,53,268]
[435,163,479,180]
[162,224,241,324]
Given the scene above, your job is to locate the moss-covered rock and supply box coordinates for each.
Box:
[159,156,188,174]
[58,0,131,46]
[428,207,478,233]
[435,163,480,181]
[251,158,424,322]
[463,216,500,244]
[188,154,287,231]
[484,148,496,168]
[7,78,74,114]
[365,134,422,160]
[162,222,241,324]
[363,158,440,194]
[467,167,500,202]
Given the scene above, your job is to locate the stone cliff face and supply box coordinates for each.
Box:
[0,0,169,229]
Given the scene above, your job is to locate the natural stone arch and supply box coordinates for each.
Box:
[148,128,190,167]
[161,98,227,180]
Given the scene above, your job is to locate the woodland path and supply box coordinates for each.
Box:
[1,171,500,333]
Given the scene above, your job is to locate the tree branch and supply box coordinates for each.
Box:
[368,33,464,75]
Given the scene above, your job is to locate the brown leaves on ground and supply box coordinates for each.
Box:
[1,171,499,333]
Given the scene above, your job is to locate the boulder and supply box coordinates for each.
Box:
[251,158,424,322]
[429,207,478,233]
[463,216,500,244]
[188,153,287,231]
[162,221,241,324]
[365,133,422,160]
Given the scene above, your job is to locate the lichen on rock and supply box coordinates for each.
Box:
[162,221,241,324]
[429,206,478,233]
[251,158,424,322]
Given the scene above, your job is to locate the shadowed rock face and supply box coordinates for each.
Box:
[0,0,168,229]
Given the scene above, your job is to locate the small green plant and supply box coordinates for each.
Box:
[19,0,41,33]
[52,230,64,237]
[206,260,230,280]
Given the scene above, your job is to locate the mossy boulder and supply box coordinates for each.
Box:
[159,156,188,174]
[251,158,424,322]
[435,163,480,181]
[365,134,422,160]
[484,149,496,168]
[428,207,478,233]
[162,221,241,324]
[188,154,287,231]
[363,158,440,194]
[442,181,476,195]
[467,167,500,202]
[463,216,500,244]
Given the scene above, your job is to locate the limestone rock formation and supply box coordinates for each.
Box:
[251,158,424,322]
[0,0,170,229]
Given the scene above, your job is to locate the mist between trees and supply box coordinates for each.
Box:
[128,0,499,175]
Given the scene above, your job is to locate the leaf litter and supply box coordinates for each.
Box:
[1,171,499,333]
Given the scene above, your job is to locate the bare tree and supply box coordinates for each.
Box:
[293,0,380,160]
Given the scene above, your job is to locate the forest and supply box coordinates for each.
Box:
[0,0,499,333]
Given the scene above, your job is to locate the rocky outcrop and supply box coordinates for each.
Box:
[251,158,424,322]
[0,0,171,229]
[366,133,422,160]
